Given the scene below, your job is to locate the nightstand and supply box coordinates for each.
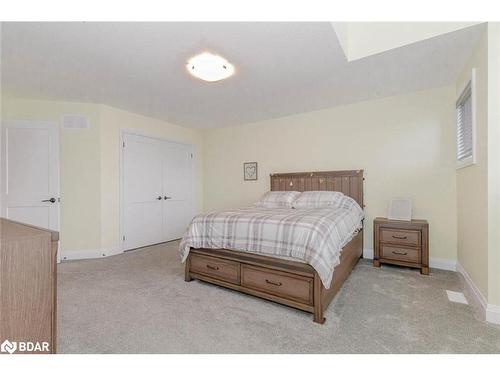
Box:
[373,217,429,275]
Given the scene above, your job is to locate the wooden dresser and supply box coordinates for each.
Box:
[373,217,429,275]
[0,218,58,354]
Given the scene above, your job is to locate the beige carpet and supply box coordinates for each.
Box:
[57,241,500,353]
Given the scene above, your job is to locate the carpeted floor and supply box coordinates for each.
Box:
[57,240,500,353]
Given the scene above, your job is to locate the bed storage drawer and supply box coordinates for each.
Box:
[380,228,420,246]
[190,254,240,284]
[241,264,313,305]
[380,244,420,264]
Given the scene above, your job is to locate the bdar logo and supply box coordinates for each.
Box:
[1,339,17,354]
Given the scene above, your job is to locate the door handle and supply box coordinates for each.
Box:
[164,196,172,200]
[42,198,57,203]
[156,196,162,200]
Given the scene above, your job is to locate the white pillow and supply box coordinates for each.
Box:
[292,191,346,209]
[254,191,301,208]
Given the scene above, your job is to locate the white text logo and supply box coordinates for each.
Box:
[1,340,17,354]
[1,339,49,354]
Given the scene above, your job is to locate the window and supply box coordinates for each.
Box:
[456,69,476,168]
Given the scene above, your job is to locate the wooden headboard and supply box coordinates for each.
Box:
[270,170,364,207]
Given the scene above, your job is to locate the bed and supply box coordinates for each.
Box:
[180,170,364,323]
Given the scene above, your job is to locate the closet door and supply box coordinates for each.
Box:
[162,141,194,241]
[123,134,164,250]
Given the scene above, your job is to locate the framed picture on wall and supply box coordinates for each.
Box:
[243,162,258,181]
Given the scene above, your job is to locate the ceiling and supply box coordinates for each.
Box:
[1,22,484,129]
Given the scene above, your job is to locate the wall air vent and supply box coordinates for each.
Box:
[61,114,89,129]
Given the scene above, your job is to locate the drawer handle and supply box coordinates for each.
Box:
[392,235,408,240]
[265,279,282,287]
[392,251,408,256]
[206,264,219,271]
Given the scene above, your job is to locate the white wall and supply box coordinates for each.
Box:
[333,22,480,61]
[203,86,458,262]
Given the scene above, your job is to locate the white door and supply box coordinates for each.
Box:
[1,121,60,231]
[122,133,194,250]
[123,134,164,250]
[162,142,194,241]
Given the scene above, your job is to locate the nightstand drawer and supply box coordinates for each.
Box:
[380,244,420,263]
[380,228,420,246]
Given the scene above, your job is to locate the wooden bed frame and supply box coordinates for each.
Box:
[185,170,364,324]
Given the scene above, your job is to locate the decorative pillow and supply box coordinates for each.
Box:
[254,191,301,208]
[292,191,346,209]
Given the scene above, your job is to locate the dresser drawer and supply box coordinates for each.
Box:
[241,265,313,305]
[380,228,420,246]
[380,244,420,264]
[190,254,240,284]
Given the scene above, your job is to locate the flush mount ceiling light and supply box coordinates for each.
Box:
[186,52,235,82]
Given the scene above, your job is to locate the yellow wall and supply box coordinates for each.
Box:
[1,96,102,253]
[487,23,500,306]
[0,97,204,254]
[203,86,458,261]
[455,30,489,299]
[2,89,458,263]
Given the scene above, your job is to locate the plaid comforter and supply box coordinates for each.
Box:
[179,196,363,288]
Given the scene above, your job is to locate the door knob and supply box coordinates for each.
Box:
[164,196,172,200]
[156,196,162,200]
[42,198,57,203]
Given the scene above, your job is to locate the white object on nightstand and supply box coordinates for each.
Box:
[388,199,412,221]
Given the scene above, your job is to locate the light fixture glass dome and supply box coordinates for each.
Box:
[186,52,235,82]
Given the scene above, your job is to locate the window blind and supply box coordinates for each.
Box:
[456,82,473,163]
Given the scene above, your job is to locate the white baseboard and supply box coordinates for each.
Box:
[60,246,123,261]
[456,261,500,325]
[363,248,456,271]
[485,303,500,324]
[363,248,374,259]
[486,304,500,325]
[364,249,500,325]
[456,261,487,318]
[429,257,457,271]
